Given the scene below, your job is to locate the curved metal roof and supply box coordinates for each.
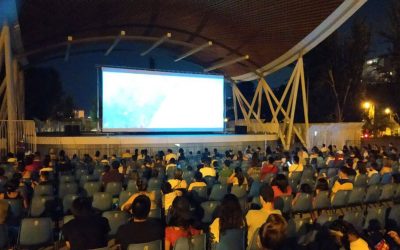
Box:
[15,0,366,80]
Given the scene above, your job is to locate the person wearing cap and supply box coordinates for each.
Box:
[331,166,353,201]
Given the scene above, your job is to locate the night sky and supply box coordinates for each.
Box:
[33,0,389,113]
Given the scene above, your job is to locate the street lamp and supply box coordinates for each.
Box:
[384,108,391,115]
[363,101,371,110]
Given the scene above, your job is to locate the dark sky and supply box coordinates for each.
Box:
[34,0,390,113]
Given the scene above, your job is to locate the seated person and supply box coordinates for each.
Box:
[331,166,353,201]
[292,183,313,206]
[166,158,177,172]
[260,157,278,180]
[218,160,233,178]
[187,172,207,191]
[199,157,216,177]
[161,182,182,215]
[227,167,248,190]
[121,178,156,211]
[62,197,110,250]
[0,180,28,209]
[367,162,379,178]
[257,214,288,250]
[168,169,188,190]
[102,161,124,187]
[165,196,201,250]
[288,155,303,177]
[246,184,281,246]
[271,174,292,198]
[329,220,369,250]
[115,195,164,250]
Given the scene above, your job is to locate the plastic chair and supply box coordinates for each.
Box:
[4,198,24,219]
[364,185,381,204]
[148,178,161,191]
[92,192,113,211]
[331,190,350,209]
[286,217,312,238]
[327,168,338,178]
[231,185,247,198]
[191,186,208,200]
[58,182,78,198]
[364,207,386,229]
[247,181,261,198]
[347,187,365,207]
[368,174,380,186]
[128,239,162,250]
[75,169,89,181]
[201,201,220,224]
[316,214,338,226]
[30,196,54,217]
[34,184,53,197]
[343,211,364,232]
[274,195,292,214]
[18,217,53,248]
[388,204,400,226]
[354,174,368,187]
[59,175,75,183]
[105,182,123,197]
[216,228,245,250]
[313,190,331,210]
[102,211,130,236]
[292,193,312,214]
[79,174,98,187]
[209,184,227,201]
[119,190,135,207]
[126,180,139,193]
[174,233,206,250]
[379,183,395,202]
[63,194,80,214]
[148,208,162,219]
[83,181,102,197]
[380,173,393,185]
[204,176,216,189]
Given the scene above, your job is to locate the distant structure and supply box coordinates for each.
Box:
[73,110,85,119]
[362,56,395,85]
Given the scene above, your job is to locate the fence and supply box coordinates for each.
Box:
[0,120,36,155]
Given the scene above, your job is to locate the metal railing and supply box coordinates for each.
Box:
[0,120,36,155]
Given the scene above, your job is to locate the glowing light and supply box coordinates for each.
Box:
[224,118,229,122]
[362,102,371,110]
[385,108,391,114]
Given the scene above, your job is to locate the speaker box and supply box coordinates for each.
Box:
[64,125,81,136]
[235,125,247,134]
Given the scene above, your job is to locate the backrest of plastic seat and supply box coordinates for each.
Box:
[148,178,161,190]
[119,191,135,207]
[216,228,245,250]
[364,185,381,203]
[368,174,380,186]
[149,208,161,219]
[59,182,78,197]
[128,239,162,250]
[192,186,208,200]
[201,201,220,224]
[380,184,395,201]
[209,184,227,201]
[92,192,113,211]
[347,187,365,205]
[34,184,53,197]
[126,180,139,193]
[174,234,206,250]
[331,190,349,208]
[102,211,130,236]
[388,204,400,226]
[105,182,123,196]
[314,190,330,210]
[30,196,54,217]
[354,174,368,187]
[4,198,24,219]
[231,185,247,198]
[292,193,312,213]
[364,207,386,229]
[19,217,53,247]
[60,175,75,183]
[343,211,363,232]
[83,182,101,197]
[248,181,261,198]
[381,173,393,185]
[63,194,80,213]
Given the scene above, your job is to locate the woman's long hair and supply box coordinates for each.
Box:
[273,174,288,193]
[219,194,244,235]
[168,196,193,230]
[234,167,245,186]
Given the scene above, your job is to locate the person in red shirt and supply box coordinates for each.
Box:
[271,174,292,198]
[165,196,201,250]
[260,157,278,180]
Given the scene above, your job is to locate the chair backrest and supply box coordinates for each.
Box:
[59,182,78,198]
[83,181,102,197]
[314,190,331,210]
[18,217,53,247]
[327,168,338,178]
[34,184,53,197]
[209,184,227,201]
[127,180,139,193]
[216,228,245,250]
[380,183,395,201]
[343,211,364,232]
[331,190,350,208]
[148,178,161,191]
[60,175,75,183]
[174,234,206,250]
[102,211,130,236]
[30,196,54,217]
[119,191,135,207]
[63,194,80,214]
[354,174,368,187]
[127,240,162,250]
[4,198,24,219]
[148,208,162,219]
[364,185,381,204]
[262,173,275,184]
[292,193,312,213]
[79,174,99,187]
[231,185,247,198]
[388,204,400,226]
[204,176,216,189]
[105,182,123,197]
[316,214,338,226]
[364,207,386,229]
[191,186,208,200]
[381,173,393,185]
[347,187,365,206]
[248,181,261,198]
[368,174,380,186]
[63,214,74,225]
[92,192,113,211]
[201,201,220,224]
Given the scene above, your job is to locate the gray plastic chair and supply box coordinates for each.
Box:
[274,195,292,214]
[248,181,261,198]
[216,228,245,250]
[292,193,312,214]
[92,192,113,211]
[18,217,53,248]
[102,211,130,236]
[388,204,400,226]
[347,187,365,206]
[379,183,395,202]
[60,175,75,183]
[174,234,206,250]
[354,174,368,187]
[314,190,331,210]
[209,184,227,201]
[4,198,24,219]
[368,174,380,186]
[343,211,364,232]
[83,181,102,197]
[30,196,54,217]
[331,190,350,208]
[58,182,78,198]
[126,180,139,193]
[105,182,123,197]
[316,214,338,226]
[148,178,161,191]
[201,201,220,224]
[191,186,208,200]
[364,185,381,204]
[364,207,386,229]
[148,208,162,219]
[380,173,393,185]
[34,184,53,197]
[119,190,135,207]
[231,185,247,198]
[128,239,162,250]
[63,194,80,214]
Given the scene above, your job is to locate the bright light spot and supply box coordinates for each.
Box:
[224,118,229,122]
[390,71,394,76]
[363,102,371,109]
[314,131,318,136]
[385,108,391,114]
[174,144,180,147]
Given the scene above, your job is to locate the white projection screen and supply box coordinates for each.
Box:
[101,67,224,132]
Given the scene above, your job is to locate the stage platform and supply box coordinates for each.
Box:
[36,134,278,157]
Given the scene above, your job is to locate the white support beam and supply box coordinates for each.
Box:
[232,82,238,121]
[104,30,126,56]
[204,55,249,72]
[64,36,73,62]
[140,33,171,56]
[174,41,212,62]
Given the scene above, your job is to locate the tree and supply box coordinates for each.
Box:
[304,20,371,122]
[25,67,64,120]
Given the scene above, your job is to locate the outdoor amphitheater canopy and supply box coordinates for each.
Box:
[8,0,365,81]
